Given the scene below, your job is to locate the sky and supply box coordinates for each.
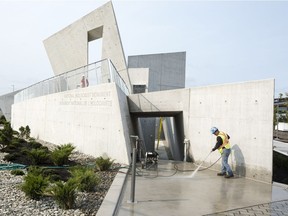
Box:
[0,0,287,97]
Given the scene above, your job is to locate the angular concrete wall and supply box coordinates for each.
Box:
[0,90,21,121]
[11,83,133,164]
[128,79,274,183]
[43,1,130,91]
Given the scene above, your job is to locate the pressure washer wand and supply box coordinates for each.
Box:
[189,151,212,178]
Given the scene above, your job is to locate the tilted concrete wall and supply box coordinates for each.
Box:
[128,79,274,183]
[43,1,130,91]
[11,83,133,164]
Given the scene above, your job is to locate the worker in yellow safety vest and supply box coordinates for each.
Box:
[211,127,234,178]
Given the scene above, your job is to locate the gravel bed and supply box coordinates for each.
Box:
[0,141,119,216]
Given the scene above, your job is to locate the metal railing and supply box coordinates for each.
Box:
[14,59,129,103]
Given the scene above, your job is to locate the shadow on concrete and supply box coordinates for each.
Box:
[232,144,246,177]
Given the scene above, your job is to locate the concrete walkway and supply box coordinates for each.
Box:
[115,160,288,216]
[97,140,288,215]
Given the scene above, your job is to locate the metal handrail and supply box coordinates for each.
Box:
[14,59,130,103]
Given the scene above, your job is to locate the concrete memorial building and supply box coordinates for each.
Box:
[1,1,274,183]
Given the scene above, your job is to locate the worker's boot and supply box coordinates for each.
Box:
[217,172,225,176]
[224,174,234,178]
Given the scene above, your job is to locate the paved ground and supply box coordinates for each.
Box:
[115,160,288,216]
[204,200,288,215]
[96,140,288,215]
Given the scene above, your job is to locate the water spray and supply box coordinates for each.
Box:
[189,151,212,178]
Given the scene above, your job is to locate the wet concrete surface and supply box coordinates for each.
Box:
[116,160,288,216]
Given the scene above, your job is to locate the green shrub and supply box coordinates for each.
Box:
[42,168,71,182]
[70,166,100,192]
[25,126,31,139]
[51,144,75,166]
[13,130,19,137]
[0,115,6,124]
[18,125,31,139]
[28,137,36,142]
[19,126,25,138]
[95,156,114,171]
[4,152,22,162]
[21,167,49,200]
[3,142,20,153]
[11,169,25,176]
[28,148,50,165]
[0,122,14,145]
[11,138,23,146]
[48,178,77,209]
[28,141,43,149]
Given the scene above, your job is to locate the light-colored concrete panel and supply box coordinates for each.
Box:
[128,68,149,87]
[11,83,133,164]
[128,52,186,92]
[128,79,274,183]
[43,2,130,92]
[128,88,190,113]
[187,79,274,183]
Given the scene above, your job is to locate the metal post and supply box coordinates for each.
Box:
[130,146,137,203]
[129,135,138,203]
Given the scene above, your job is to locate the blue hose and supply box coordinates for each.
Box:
[0,163,27,170]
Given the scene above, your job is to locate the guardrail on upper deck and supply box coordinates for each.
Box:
[14,59,129,103]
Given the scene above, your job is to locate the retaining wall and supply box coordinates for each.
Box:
[11,83,133,164]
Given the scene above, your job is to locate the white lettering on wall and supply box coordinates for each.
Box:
[60,91,112,107]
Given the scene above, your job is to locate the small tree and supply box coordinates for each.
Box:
[0,122,14,145]
[19,126,25,138]
[25,125,31,138]
[0,115,6,124]
[18,125,31,139]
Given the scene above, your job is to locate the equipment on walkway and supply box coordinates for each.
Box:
[144,151,159,169]
[145,151,159,163]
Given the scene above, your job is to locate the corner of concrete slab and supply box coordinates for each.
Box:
[96,167,129,216]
